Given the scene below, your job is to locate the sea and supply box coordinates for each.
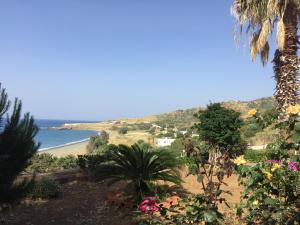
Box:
[35,119,98,151]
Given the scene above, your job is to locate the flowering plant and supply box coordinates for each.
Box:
[235,158,300,224]
[138,197,159,215]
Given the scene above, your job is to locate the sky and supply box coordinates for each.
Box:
[0,0,276,121]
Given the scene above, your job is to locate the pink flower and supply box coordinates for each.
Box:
[138,197,159,214]
[264,160,280,164]
[288,162,299,172]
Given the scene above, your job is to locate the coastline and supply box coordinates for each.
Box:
[39,140,89,157]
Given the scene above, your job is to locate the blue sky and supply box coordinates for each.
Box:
[0,0,275,121]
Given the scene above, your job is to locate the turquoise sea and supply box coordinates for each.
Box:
[35,119,97,151]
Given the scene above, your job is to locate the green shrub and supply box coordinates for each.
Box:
[265,139,289,160]
[235,161,300,224]
[26,153,78,173]
[242,122,262,139]
[169,139,184,156]
[88,144,182,202]
[244,149,266,163]
[194,103,246,158]
[118,126,128,135]
[77,154,110,172]
[29,178,62,199]
[87,132,109,153]
[26,153,58,173]
[57,155,78,169]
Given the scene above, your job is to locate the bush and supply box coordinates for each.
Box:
[244,149,266,163]
[235,160,300,224]
[265,139,289,160]
[242,122,262,139]
[77,154,110,172]
[26,153,78,173]
[57,155,78,169]
[87,144,182,202]
[169,139,184,156]
[118,126,128,135]
[87,132,109,153]
[29,178,62,199]
[194,103,245,157]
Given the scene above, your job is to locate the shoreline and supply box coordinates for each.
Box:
[39,138,91,151]
[39,140,89,157]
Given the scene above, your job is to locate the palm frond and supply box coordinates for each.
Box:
[257,20,270,51]
[250,32,259,61]
[260,41,270,66]
[89,144,182,199]
[276,18,286,51]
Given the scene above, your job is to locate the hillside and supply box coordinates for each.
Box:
[63,97,276,131]
[152,96,275,129]
[61,97,276,146]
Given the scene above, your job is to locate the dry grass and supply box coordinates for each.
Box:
[108,131,154,146]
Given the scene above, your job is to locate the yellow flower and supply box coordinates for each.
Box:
[287,105,300,115]
[233,156,246,165]
[271,163,281,172]
[247,109,257,118]
[264,171,273,180]
[252,200,259,206]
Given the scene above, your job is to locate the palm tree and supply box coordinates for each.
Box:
[92,144,182,201]
[231,0,300,119]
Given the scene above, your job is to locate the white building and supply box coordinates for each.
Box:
[152,124,162,129]
[180,130,188,135]
[155,138,176,147]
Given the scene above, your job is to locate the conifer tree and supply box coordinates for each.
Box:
[0,84,40,203]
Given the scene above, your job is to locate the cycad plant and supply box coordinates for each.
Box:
[92,144,182,201]
[231,0,300,119]
[0,84,40,203]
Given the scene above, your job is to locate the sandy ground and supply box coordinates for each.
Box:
[39,130,153,157]
[40,141,89,157]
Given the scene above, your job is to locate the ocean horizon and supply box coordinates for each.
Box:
[35,119,98,151]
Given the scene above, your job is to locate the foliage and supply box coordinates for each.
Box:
[87,132,109,153]
[136,139,152,150]
[129,123,152,131]
[0,84,40,204]
[119,126,129,135]
[29,178,62,199]
[77,152,114,172]
[144,105,245,224]
[292,123,300,143]
[182,139,210,175]
[241,121,262,139]
[194,103,245,157]
[265,139,290,160]
[86,144,182,202]
[236,107,300,224]
[154,108,200,130]
[169,139,184,156]
[232,0,299,114]
[162,104,245,224]
[26,153,78,173]
[235,160,300,224]
[90,143,117,155]
[244,149,266,163]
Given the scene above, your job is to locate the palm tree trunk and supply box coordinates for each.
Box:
[273,2,299,120]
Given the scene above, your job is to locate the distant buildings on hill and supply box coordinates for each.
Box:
[155,137,175,147]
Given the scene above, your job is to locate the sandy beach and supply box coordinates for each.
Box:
[39,141,89,157]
